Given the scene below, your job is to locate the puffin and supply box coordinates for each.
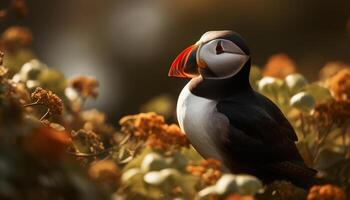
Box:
[168,30,317,187]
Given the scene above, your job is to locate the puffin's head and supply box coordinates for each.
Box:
[168,30,250,80]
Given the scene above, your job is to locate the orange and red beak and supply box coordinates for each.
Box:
[168,44,200,78]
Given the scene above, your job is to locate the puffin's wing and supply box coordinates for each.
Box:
[255,92,298,141]
[216,97,317,183]
[216,97,303,163]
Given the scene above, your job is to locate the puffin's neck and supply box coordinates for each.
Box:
[189,59,253,100]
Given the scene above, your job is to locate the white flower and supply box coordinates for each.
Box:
[285,73,308,94]
[141,152,167,172]
[234,174,262,195]
[290,92,315,112]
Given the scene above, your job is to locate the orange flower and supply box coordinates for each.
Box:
[88,160,120,191]
[314,100,350,125]
[0,10,7,20]
[11,0,28,17]
[263,54,296,79]
[24,125,71,160]
[319,62,349,80]
[2,26,32,50]
[119,112,189,151]
[329,68,350,100]
[30,87,64,117]
[70,76,99,99]
[187,159,222,185]
[307,185,346,200]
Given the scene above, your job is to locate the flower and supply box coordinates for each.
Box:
[307,184,346,200]
[0,66,9,80]
[329,68,350,100]
[313,100,350,125]
[69,129,105,155]
[1,26,32,51]
[11,0,28,17]
[70,76,99,99]
[147,124,189,151]
[285,73,308,94]
[30,87,64,117]
[23,125,71,160]
[0,9,7,20]
[88,160,120,191]
[319,62,349,80]
[141,152,168,172]
[225,194,255,200]
[290,92,315,113]
[187,159,222,185]
[263,54,297,79]
[119,112,189,151]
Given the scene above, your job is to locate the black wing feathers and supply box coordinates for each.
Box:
[216,91,303,163]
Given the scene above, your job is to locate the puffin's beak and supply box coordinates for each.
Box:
[168,44,199,78]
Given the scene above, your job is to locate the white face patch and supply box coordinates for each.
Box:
[197,39,249,79]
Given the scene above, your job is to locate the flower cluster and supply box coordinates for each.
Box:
[23,125,71,160]
[119,112,189,151]
[263,53,296,79]
[313,99,350,125]
[307,185,346,200]
[88,160,121,192]
[30,87,64,118]
[2,26,32,51]
[187,158,222,185]
[69,129,105,155]
[70,75,99,99]
[329,68,350,100]
[319,62,349,80]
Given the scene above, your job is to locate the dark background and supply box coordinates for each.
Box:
[2,0,350,122]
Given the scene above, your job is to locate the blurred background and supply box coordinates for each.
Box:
[1,0,350,122]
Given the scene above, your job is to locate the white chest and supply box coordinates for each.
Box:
[176,82,227,162]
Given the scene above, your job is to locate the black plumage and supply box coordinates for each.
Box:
[216,87,317,186]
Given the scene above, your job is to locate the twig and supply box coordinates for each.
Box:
[300,113,307,138]
[66,146,117,157]
[39,108,50,121]
[23,99,40,107]
[313,124,333,163]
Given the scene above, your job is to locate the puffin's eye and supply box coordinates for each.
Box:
[216,40,224,55]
